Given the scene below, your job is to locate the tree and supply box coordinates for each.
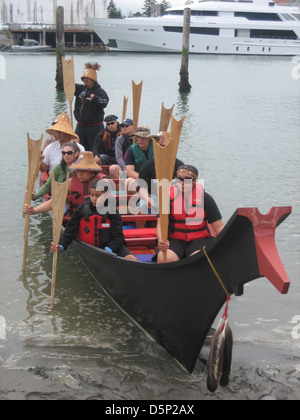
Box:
[107,0,123,18]
[142,0,157,17]
[161,1,171,15]
[142,1,171,17]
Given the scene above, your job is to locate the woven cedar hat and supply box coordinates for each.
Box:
[133,126,151,138]
[70,151,103,172]
[81,62,101,83]
[46,113,78,140]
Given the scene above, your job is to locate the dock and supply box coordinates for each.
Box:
[1,24,107,52]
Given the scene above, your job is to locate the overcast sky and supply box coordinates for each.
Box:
[115,0,186,15]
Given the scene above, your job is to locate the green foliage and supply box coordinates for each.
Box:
[107,0,123,18]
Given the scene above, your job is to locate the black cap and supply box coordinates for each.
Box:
[105,115,118,123]
[121,118,133,127]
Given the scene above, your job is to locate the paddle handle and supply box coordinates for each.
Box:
[122,95,129,122]
[50,251,58,309]
[22,214,30,272]
[69,100,74,128]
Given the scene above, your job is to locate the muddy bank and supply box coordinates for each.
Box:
[1,340,299,401]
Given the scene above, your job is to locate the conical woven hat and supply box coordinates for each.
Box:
[70,151,103,172]
[46,113,78,140]
[81,62,101,83]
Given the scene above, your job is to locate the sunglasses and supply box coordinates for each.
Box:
[62,151,74,156]
[175,176,196,183]
[121,124,130,128]
[106,122,116,126]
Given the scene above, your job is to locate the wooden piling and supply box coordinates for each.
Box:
[55,6,65,91]
[179,8,192,93]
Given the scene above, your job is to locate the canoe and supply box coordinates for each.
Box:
[68,205,292,374]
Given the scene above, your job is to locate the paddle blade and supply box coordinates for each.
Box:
[122,95,129,122]
[22,134,43,271]
[62,56,75,127]
[132,80,143,134]
[62,56,75,102]
[159,103,174,132]
[50,175,70,308]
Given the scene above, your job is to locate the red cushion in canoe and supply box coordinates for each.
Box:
[123,228,157,239]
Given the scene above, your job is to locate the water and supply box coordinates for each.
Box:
[0,52,299,400]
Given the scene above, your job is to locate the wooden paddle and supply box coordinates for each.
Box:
[132,80,143,143]
[50,175,70,309]
[22,134,44,272]
[62,56,75,127]
[153,116,184,263]
[159,103,175,132]
[122,95,129,122]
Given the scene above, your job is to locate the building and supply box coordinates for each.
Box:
[0,0,108,24]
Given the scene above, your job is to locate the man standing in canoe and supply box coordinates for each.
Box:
[157,165,224,264]
[74,62,109,152]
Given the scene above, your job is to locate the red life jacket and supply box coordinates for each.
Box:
[65,172,105,221]
[169,183,211,241]
[77,214,112,247]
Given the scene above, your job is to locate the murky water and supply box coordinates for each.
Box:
[0,52,299,400]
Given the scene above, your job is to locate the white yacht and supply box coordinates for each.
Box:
[87,0,300,55]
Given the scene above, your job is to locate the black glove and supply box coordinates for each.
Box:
[79,90,90,100]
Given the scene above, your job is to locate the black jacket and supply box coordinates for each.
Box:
[74,83,109,124]
[93,125,121,158]
[60,198,125,252]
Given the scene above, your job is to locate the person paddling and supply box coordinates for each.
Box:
[24,152,106,220]
[50,179,137,261]
[41,113,84,172]
[157,165,224,264]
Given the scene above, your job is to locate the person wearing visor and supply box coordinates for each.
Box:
[93,115,121,166]
[157,165,224,264]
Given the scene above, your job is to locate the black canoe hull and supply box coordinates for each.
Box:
[72,206,292,373]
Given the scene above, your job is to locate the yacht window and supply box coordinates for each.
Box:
[234,12,281,21]
[191,11,218,16]
[163,26,219,36]
[250,29,298,40]
[280,14,296,21]
[292,14,300,21]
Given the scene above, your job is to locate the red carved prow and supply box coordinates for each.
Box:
[238,207,292,294]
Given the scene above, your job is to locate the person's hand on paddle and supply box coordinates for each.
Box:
[50,242,62,254]
[158,240,169,253]
[25,189,36,201]
[24,204,35,215]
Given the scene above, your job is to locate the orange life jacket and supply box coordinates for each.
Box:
[169,183,211,241]
[65,172,105,221]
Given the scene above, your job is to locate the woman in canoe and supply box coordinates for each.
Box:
[28,142,81,201]
[24,152,106,220]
